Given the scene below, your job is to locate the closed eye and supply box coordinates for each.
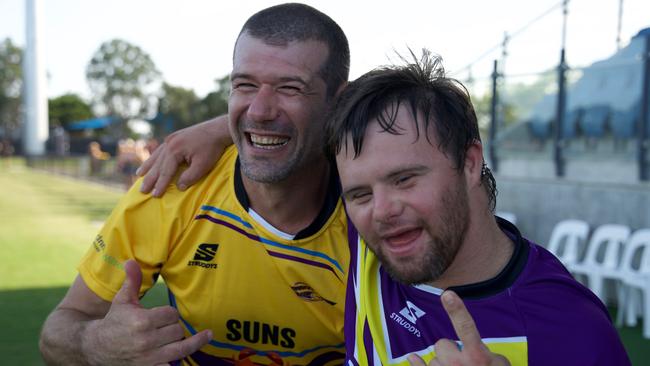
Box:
[278,85,303,95]
[232,82,257,91]
[395,175,414,185]
[344,190,372,204]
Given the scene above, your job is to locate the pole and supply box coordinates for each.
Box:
[554,0,569,177]
[23,0,49,156]
[638,34,650,181]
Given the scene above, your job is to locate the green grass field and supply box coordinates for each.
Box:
[0,160,167,365]
[0,159,648,364]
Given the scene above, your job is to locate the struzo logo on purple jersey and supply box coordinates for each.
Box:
[390,301,425,337]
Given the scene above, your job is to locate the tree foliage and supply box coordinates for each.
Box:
[48,93,93,128]
[157,82,200,132]
[0,38,23,136]
[86,39,161,126]
[195,75,229,122]
[154,75,230,137]
[471,69,556,138]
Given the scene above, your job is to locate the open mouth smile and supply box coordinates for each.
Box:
[248,133,290,150]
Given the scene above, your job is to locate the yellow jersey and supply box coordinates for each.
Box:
[79,146,351,365]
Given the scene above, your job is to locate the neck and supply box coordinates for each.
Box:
[429,210,514,289]
[242,157,331,235]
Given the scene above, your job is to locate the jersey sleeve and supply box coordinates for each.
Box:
[78,177,203,301]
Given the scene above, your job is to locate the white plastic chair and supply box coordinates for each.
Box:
[615,229,650,338]
[546,219,590,269]
[568,224,631,304]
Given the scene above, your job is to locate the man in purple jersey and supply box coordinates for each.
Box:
[328,51,630,365]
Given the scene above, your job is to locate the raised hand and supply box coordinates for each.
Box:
[84,260,212,365]
[407,291,510,366]
[138,116,232,197]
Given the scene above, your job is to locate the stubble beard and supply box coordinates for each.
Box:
[240,152,301,183]
[371,182,470,285]
[235,118,325,184]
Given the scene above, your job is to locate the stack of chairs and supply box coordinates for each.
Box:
[546,219,650,339]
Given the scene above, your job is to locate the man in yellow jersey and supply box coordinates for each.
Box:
[39,4,352,365]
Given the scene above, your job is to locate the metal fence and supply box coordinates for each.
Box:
[477,33,650,181]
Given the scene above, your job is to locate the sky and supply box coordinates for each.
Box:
[1,0,649,100]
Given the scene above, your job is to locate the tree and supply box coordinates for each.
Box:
[470,69,556,138]
[501,69,556,122]
[86,39,161,136]
[155,82,200,135]
[48,93,93,128]
[0,38,23,137]
[195,75,229,122]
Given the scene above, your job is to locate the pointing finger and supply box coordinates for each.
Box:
[441,290,483,350]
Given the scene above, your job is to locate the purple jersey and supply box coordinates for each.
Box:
[344,218,630,365]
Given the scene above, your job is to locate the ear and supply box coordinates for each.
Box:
[463,140,484,188]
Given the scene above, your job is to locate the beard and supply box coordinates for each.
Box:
[370,181,470,285]
[240,151,302,183]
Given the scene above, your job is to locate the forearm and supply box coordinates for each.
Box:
[203,114,233,148]
[39,308,101,365]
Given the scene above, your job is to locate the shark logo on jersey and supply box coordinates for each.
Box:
[399,301,426,323]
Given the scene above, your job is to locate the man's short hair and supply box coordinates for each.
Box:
[327,50,497,210]
[237,3,350,99]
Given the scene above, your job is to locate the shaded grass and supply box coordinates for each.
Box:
[0,161,167,365]
[0,162,122,288]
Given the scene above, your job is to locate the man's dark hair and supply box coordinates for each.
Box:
[327,50,497,211]
[237,3,350,99]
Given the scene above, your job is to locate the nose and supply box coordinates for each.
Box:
[247,85,279,122]
[371,189,403,224]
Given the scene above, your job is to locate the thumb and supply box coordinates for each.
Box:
[113,259,143,305]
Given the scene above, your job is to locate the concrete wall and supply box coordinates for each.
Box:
[494,158,650,246]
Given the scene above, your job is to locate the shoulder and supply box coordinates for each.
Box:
[513,242,630,365]
[515,241,606,313]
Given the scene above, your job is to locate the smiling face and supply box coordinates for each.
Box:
[337,106,470,285]
[228,33,332,183]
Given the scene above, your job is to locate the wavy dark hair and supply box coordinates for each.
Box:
[327,50,497,211]
[236,3,350,99]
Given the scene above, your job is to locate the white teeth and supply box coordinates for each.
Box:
[250,134,289,149]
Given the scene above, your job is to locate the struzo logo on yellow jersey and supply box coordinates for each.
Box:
[187,243,219,269]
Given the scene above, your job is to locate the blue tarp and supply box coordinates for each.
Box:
[66,116,116,131]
